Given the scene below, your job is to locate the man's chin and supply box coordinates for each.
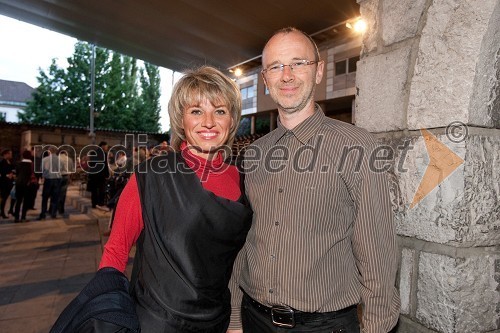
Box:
[278,104,301,114]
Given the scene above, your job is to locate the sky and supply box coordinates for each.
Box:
[0,14,181,131]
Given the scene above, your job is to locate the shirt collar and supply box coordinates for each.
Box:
[271,104,325,145]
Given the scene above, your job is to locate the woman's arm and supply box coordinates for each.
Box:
[99,174,143,272]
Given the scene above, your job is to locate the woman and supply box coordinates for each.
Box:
[13,150,36,222]
[100,66,252,332]
[0,149,15,219]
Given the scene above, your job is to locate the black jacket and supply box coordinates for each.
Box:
[50,267,140,333]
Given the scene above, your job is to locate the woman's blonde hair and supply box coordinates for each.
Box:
[168,66,242,152]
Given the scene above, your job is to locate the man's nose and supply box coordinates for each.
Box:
[281,65,294,82]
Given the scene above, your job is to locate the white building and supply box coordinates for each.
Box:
[0,79,35,122]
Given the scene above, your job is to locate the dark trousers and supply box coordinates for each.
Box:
[40,178,62,218]
[26,182,39,210]
[14,184,29,221]
[91,180,106,207]
[58,176,69,214]
[0,181,13,216]
[241,295,360,333]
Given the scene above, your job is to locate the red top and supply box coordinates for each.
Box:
[99,143,241,272]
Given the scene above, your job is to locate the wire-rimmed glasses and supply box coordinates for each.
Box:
[262,60,319,77]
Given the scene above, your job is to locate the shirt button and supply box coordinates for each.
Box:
[269,288,274,294]
[270,254,276,260]
[275,221,280,226]
[278,188,283,193]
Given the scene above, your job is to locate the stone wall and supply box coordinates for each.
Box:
[0,122,167,159]
[356,0,500,332]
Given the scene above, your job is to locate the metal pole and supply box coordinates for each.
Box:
[89,43,96,144]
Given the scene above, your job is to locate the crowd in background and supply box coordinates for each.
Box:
[0,139,173,223]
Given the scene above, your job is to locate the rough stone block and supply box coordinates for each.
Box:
[380,133,465,243]
[469,2,500,128]
[462,133,500,246]
[407,0,499,130]
[400,248,415,315]
[393,132,466,244]
[355,46,411,132]
[381,0,427,45]
[396,316,440,333]
[377,130,499,246]
[358,0,379,54]
[417,252,500,333]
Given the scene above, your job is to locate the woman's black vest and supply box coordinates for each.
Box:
[130,153,252,332]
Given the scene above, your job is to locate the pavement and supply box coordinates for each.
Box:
[0,184,133,332]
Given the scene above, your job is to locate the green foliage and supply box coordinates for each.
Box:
[235,116,270,137]
[21,41,162,132]
[134,63,161,132]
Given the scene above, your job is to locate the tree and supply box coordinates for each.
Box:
[134,63,161,132]
[21,41,162,132]
[98,53,138,129]
[19,59,66,124]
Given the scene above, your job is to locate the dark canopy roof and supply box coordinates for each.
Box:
[0,0,359,72]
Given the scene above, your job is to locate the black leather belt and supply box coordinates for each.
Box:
[243,292,356,328]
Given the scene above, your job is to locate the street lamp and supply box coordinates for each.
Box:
[89,43,96,144]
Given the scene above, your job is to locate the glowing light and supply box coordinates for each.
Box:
[346,18,367,34]
[234,68,243,77]
[353,19,367,33]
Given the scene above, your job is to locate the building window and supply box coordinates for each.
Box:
[335,55,360,76]
[348,56,359,73]
[240,86,255,110]
[240,86,255,99]
[335,60,347,75]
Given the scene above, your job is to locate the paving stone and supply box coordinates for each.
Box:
[0,184,124,331]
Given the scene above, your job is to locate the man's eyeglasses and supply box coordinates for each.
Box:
[262,60,319,76]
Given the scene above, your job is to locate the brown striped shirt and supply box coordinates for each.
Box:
[230,106,400,333]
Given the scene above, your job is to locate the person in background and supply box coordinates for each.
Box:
[106,150,130,212]
[7,169,16,217]
[158,140,170,154]
[229,27,400,333]
[13,150,35,222]
[26,148,40,211]
[87,141,110,209]
[57,149,74,216]
[38,146,61,220]
[100,150,131,236]
[94,65,252,332]
[0,149,15,219]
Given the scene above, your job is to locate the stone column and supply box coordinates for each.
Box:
[355,0,500,332]
[250,115,256,135]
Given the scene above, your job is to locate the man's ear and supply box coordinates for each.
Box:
[315,60,325,84]
[262,72,268,88]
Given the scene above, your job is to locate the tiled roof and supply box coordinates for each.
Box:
[0,79,35,103]
[0,121,163,135]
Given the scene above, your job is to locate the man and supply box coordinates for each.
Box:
[57,149,74,216]
[87,141,110,210]
[13,150,35,222]
[0,149,15,219]
[229,28,400,333]
[38,146,61,220]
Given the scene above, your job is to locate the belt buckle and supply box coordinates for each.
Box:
[271,305,295,328]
